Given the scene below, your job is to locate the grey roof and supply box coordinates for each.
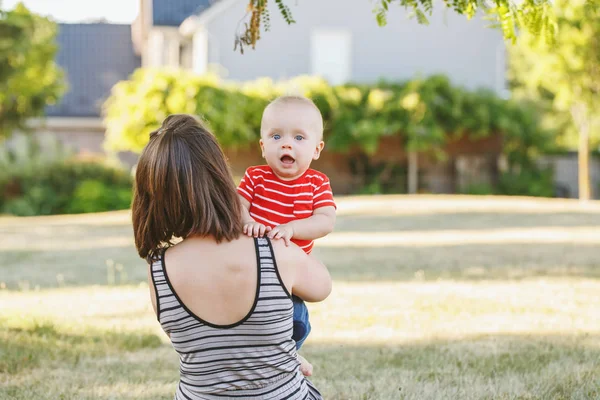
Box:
[152,0,217,26]
[46,23,140,118]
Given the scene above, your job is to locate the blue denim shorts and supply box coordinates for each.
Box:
[292,295,311,350]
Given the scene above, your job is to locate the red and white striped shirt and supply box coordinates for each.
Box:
[237,165,336,254]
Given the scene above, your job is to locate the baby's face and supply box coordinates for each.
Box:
[260,102,324,180]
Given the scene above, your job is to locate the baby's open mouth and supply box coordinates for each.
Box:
[280,155,295,164]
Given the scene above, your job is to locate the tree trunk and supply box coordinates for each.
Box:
[571,104,591,201]
[578,123,591,201]
[408,151,418,194]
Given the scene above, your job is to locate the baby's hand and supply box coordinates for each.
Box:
[243,221,271,237]
[267,224,294,246]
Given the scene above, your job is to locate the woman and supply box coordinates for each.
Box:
[132,114,331,399]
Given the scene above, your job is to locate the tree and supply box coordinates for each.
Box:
[0,2,64,141]
[236,0,560,52]
[509,0,599,200]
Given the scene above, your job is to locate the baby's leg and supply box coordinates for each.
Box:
[297,354,313,376]
[292,296,313,376]
[292,295,311,348]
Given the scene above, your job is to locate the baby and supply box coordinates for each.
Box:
[237,95,336,375]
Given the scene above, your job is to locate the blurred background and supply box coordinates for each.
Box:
[1,1,599,399]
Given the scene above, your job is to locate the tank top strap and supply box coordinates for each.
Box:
[255,237,293,300]
[149,248,172,322]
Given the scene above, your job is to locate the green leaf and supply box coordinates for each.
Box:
[0,3,64,140]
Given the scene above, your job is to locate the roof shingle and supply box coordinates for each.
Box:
[46,23,140,118]
[152,0,216,27]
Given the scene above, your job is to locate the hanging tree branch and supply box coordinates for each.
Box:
[235,0,295,53]
[235,0,597,53]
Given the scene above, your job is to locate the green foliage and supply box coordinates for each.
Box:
[380,0,560,44]
[461,182,495,196]
[509,0,600,150]
[103,69,337,152]
[274,0,295,24]
[375,0,392,26]
[509,0,599,199]
[105,70,548,170]
[105,70,550,196]
[67,179,132,214]
[0,3,64,140]
[0,134,132,216]
[460,168,555,198]
[239,0,562,52]
[349,154,407,195]
[497,167,555,198]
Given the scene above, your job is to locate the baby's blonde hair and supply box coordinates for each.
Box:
[261,95,324,138]
[267,95,319,110]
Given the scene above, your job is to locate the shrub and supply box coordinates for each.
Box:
[104,70,552,196]
[0,134,132,216]
[461,183,496,196]
[67,179,132,214]
[497,167,555,198]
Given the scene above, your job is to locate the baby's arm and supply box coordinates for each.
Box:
[268,206,336,244]
[237,168,271,237]
[290,206,336,240]
[239,195,253,223]
[239,195,271,237]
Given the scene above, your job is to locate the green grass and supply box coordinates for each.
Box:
[1,195,600,399]
[0,320,161,375]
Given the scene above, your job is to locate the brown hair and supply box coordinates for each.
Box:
[132,114,243,261]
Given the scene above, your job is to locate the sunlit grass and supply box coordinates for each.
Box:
[0,320,161,375]
[1,195,600,399]
[2,279,600,399]
[3,278,599,345]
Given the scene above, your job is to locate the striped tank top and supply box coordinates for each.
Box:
[150,237,323,400]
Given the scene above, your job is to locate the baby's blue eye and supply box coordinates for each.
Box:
[295,135,304,141]
[273,134,281,140]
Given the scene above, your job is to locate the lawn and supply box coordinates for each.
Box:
[1,195,600,399]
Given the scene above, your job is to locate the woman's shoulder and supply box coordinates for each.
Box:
[266,238,302,293]
[269,238,306,269]
[167,235,255,258]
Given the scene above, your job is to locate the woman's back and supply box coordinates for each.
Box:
[150,236,322,399]
[133,115,329,399]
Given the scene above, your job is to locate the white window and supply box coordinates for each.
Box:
[310,29,352,85]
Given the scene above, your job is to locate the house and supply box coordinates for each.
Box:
[35,1,213,164]
[131,0,216,68]
[34,23,140,164]
[141,0,508,94]
[40,0,518,194]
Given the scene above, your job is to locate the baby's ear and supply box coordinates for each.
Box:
[313,141,325,160]
[259,139,266,158]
